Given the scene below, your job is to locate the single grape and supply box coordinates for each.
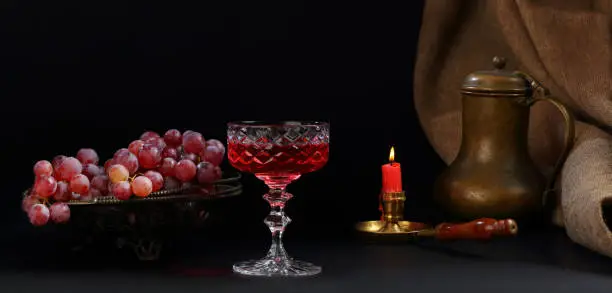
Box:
[76,148,99,165]
[49,202,71,224]
[161,147,179,160]
[163,129,182,146]
[28,204,50,226]
[53,181,72,202]
[89,188,102,198]
[91,175,109,194]
[175,159,197,182]
[33,160,53,177]
[34,175,57,198]
[145,137,167,151]
[111,181,132,200]
[202,145,224,166]
[128,140,145,155]
[164,176,181,190]
[115,152,139,175]
[182,132,205,154]
[131,176,153,197]
[140,131,160,141]
[196,161,222,184]
[52,155,67,170]
[114,148,130,158]
[107,164,130,183]
[82,164,103,179]
[104,158,115,170]
[144,170,163,192]
[22,195,39,212]
[206,139,225,152]
[70,174,90,195]
[138,145,162,169]
[80,188,101,201]
[107,181,114,194]
[158,157,176,177]
[181,152,198,163]
[78,193,90,201]
[55,157,83,181]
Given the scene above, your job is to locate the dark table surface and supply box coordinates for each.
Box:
[3,218,612,293]
[4,175,612,293]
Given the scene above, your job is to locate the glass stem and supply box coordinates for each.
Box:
[263,187,293,263]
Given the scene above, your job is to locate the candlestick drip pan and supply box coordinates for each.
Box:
[355,220,430,234]
[355,191,435,241]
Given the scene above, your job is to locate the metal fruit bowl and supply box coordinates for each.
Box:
[67,173,242,205]
[24,172,243,261]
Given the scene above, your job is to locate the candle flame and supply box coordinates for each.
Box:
[389,147,395,162]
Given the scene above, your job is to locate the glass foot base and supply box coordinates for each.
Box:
[233,258,321,277]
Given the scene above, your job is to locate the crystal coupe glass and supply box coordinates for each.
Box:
[227,121,330,277]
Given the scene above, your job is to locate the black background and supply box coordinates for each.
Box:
[0,0,450,259]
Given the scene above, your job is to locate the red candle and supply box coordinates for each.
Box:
[382,147,402,193]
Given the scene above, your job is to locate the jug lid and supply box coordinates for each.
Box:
[461,56,530,95]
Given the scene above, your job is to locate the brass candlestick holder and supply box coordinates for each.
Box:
[355,191,431,238]
[355,191,519,240]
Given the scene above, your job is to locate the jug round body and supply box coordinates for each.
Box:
[434,92,546,221]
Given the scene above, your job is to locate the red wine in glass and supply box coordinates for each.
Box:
[227,121,330,277]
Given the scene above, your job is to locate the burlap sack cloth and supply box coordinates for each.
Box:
[415,0,612,257]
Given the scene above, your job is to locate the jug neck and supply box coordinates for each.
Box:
[459,95,530,160]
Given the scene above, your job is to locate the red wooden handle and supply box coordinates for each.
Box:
[434,218,518,240]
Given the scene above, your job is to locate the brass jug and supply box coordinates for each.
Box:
[434,57,575,222]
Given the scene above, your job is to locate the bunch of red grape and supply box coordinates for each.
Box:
[23,129,226,227]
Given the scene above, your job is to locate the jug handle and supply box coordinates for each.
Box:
[514,71,575,203]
